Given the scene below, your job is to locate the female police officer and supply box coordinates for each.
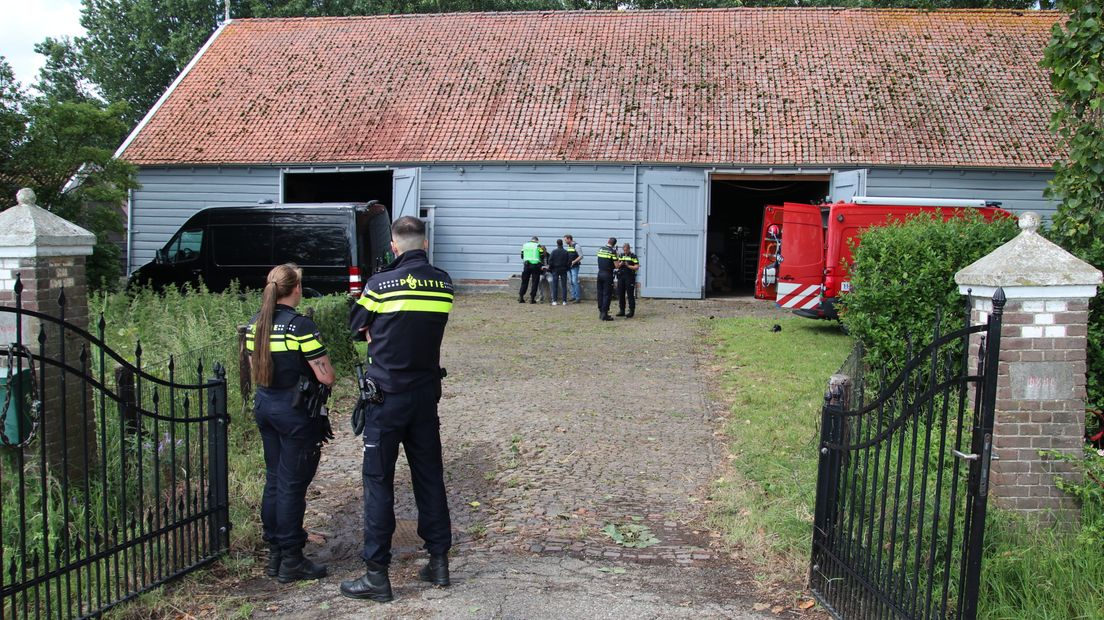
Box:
[246,263,336,582]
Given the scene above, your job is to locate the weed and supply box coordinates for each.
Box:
[602,521,659,548]
[467,523,487,539]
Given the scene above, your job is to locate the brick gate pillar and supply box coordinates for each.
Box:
[0,188,97,478]
[955,212,1102,523]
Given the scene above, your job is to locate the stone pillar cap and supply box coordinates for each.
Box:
[956,211,1102,296]
[0,188,96,257]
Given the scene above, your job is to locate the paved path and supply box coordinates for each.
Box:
[241,293,791,619]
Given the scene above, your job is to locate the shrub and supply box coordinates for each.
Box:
[838,212,1018,371]
[300,294,357,375]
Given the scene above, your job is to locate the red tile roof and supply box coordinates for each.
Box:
[119,9,1063,169]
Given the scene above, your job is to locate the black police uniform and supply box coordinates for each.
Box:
[596,243,618,320]
[246,305,328,552]
[616,251,639,317]
[348,249,454,568]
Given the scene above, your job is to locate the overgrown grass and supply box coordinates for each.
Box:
[707,315,852,577]
[92,284,358,552]
[978,511,1104,620]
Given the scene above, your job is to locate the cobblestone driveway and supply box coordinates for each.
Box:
[243,293,791,618]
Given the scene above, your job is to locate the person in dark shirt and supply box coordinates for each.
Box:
[616,242,640,318]
[596,237,619,321]
[342,216,455,603]
[246,263,336,583]
[548,239,572,305]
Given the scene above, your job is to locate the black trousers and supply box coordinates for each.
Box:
[596,270,614,316]
[360,383,451,566]
[617,274,636,314]
[255,387,323,550]
[519,262,541,301]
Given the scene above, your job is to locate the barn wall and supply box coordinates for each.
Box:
[866,168,1056,216]
[420,164,636,282]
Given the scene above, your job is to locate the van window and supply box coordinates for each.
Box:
[213,225,272,266]
[274,226,348,267]
[166,229,203,263]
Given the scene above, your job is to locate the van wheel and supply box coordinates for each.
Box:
[302,287,323,298]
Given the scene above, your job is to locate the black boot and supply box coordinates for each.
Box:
[277,546,327,583]
[625,311,634,318]
[418,553,450,587]
[340,560,393,602]
[265,543,282,578]
[615,311,626,317]
[600,314,614,321]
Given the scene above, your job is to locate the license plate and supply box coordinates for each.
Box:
[841,282,851,292]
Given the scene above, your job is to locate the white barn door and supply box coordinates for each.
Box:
[829,169,868,203]
[392,168,421,220]
[640,170,706,299]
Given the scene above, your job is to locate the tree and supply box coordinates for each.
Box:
[79,0,225,126]
[1041,0,1104,408]
[33,37,97,104]
[0,55,138,290]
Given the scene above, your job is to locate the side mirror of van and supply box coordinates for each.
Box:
[155,249,166,264]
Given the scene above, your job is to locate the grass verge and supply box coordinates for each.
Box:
[706,315,852,579]
[708,313,1104,619]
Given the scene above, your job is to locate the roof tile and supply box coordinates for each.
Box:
[120,9,1063,168]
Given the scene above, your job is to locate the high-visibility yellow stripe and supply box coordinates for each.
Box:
[243,334,322,353]
[372,289,454,301]
[373,299,453,314]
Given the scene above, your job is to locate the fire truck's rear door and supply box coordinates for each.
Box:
[775,202,825,311]
[754,205,783,300]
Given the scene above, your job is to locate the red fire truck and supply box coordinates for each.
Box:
[755,197,1012,320]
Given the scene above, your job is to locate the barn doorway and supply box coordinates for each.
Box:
[282,170,393,205]
[706,175,829,296]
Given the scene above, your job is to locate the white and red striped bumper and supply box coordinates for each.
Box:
[776,283,822,310]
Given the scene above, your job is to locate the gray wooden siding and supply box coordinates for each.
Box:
[866,168,1056,216]
[421,165,636,282]
[130,167,280,271]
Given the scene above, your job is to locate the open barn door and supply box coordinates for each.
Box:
[640,170,706,299]
[828,169,867,203]
[392,168,421,220]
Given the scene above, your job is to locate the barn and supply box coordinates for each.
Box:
[116,8,1063,298]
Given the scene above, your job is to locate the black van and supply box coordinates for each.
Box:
[129,202,393,296]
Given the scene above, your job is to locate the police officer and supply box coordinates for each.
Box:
[596,237,618,321]
[342,216,454,603]
[246,263,335,583]
[564,234,582,302]
[616,242,640,318]
[519,235,542,304]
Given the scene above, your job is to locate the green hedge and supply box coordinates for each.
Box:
[838,212,1018,371]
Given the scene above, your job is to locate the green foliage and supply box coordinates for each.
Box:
[300,295,358,374]
[1041,0,1104,408]
[80,0,225,126]
[0,54,138,291]
[978,506,1104,620]
[838,213,1018,370]
[602,519,659,548]
[1047,446,1104,547]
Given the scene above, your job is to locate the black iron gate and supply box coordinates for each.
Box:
[810,289,1005,620]
[0,277,230,619]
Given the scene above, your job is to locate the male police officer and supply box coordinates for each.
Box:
[596,237,619,321]
[519,236,542,304]
[616,242,640,318]
[564,234,582,302]
[342,216,454,603]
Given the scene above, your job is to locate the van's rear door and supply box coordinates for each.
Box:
[273,208,349,295]
[775,202,825,312]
